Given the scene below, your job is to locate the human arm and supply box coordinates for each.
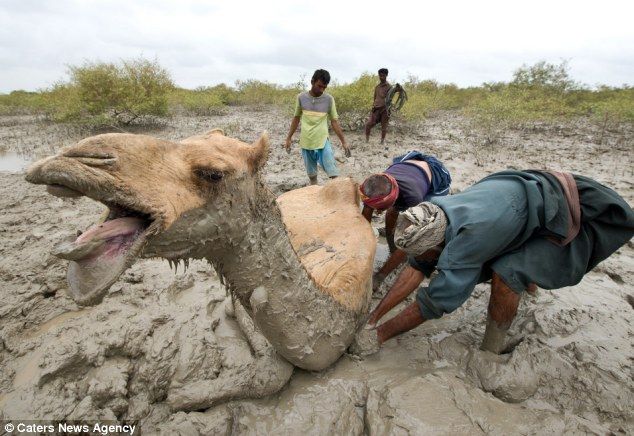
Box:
[372,250,407,291]
[384,207,399,252]
[354,299,425,354]
[373,209,412,289]
[328,97,351,157]
[377,301,425,345]
[367,266,424,328]
[284,116,300,153]
[362,204,374,222]
[368,267,481,347]
[371,246,439,306]
[416,267,482,320]
[330,119,351,157]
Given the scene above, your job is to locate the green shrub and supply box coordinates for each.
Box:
[511,60,578,93]
[207,84,238,105]
[401,79,469,121]
[327,73,375,129]
[43,83,83,122]
[169,87,227,115]
[581,87,634,143]
[463,61,592,143]
[2,59,631,135]
[585,86,634,123]
[43,57,174,125]
[0,90,47,115]
[232,80,301,107]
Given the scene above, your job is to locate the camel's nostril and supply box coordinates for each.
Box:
[63,151,115,159]
[70,156,117,167]
[62,151,117,167]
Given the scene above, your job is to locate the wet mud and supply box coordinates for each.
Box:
[0,109,632,433]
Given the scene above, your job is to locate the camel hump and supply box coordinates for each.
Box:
[277,177,375,312]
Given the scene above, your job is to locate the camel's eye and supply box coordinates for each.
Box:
[194,168,223,182]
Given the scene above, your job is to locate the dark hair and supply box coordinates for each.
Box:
[378,68,388,75]
[311,69,331,85]
[362,174,392,197]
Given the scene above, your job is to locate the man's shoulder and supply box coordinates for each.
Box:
[296,91,310,109]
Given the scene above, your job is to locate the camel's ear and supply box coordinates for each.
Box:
[248,132,269,172]
[204,128,225,137]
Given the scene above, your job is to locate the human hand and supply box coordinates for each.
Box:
[284,137,292,154]
[364,310,378,331]
[349,328,380,356]
[372,272,386,293]
[342,142,352,158]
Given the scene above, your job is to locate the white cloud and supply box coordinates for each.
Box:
[1,0,633,92]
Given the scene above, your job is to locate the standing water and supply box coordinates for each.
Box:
[0,151,31,172]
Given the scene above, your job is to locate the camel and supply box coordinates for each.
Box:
[25,129,376,376]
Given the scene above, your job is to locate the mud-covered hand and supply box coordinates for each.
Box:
[349,328,380,357]
[372,272,386,293]
[284,137,292,154]
[342,141,352,158]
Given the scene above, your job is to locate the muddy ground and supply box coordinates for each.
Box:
[0,108,632,434]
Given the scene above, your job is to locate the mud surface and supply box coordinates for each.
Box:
[1,109,633,434]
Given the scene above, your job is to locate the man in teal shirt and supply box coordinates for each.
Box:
[364,170,634,354]
[285,69,351,185]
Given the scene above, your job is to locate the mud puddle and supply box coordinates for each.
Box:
[0,150,31,172]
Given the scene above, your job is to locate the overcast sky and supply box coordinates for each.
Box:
[1,0,633,93]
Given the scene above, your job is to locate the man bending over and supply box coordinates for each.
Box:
[364,170,633,354]
[360,151,451,290]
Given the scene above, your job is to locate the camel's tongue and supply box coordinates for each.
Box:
[52,217,147,305]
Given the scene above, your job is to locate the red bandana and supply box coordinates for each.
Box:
[360,173,399,210]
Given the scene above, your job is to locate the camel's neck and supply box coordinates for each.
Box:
[198,179,314,308]
[144,176,362,370]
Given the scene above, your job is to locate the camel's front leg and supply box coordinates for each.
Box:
[233,299,280,358]
[167,299,293,411]
[480,273,521,354]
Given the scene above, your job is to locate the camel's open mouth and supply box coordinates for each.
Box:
[46,184,156,305]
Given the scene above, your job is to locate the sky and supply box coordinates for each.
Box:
[1,0,633,93]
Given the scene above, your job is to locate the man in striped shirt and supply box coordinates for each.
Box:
[284,69,351,185]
